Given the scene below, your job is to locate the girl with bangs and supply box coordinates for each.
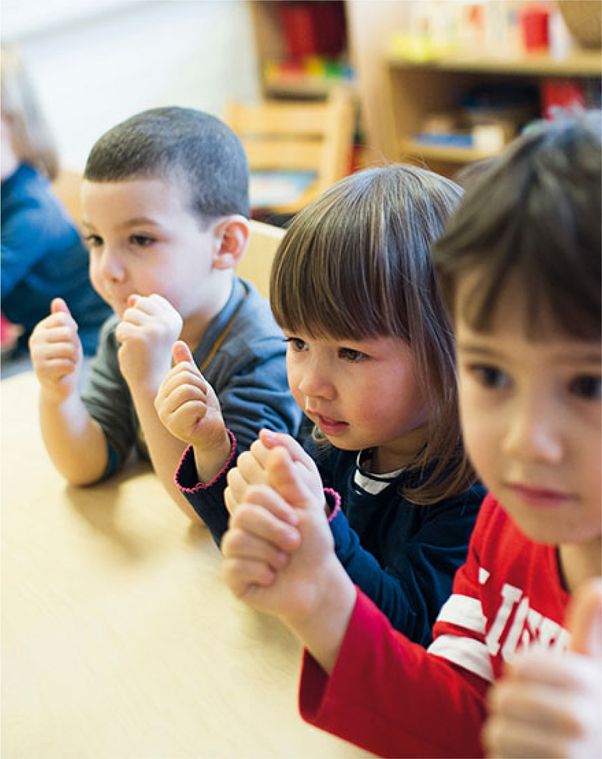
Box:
[157,164,485,645]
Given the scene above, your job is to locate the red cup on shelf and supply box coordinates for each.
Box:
[521,5,550,52]
[540,78,586,119]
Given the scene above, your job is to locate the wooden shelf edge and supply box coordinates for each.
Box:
[264,75,356,98]
[387,51,602,77]
[399,138,501,164]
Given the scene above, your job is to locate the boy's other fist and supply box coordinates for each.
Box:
[29,297,83,402]
[115,293,182,389]
[154,340,226,451]
[483,578,602,758]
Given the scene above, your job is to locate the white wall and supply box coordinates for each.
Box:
[2,0,260,170]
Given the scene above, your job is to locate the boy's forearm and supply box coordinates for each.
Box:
[129,388,201,520]
[39,393,109,485]
[286,559,357,675]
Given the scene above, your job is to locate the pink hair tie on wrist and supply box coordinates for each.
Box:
[323,487,342,521]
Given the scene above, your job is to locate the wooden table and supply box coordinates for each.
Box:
[1,372,369,759]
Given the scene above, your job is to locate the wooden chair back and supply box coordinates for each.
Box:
[52,169,84,226]
[226,88,355,214]
[238,219,285,298]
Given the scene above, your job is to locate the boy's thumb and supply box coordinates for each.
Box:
[267,447,311,510]
[51,297,70,316]
[172,340,194,365]
[568,578,602,658]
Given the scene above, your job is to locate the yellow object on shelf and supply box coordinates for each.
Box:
[389,33,457,63]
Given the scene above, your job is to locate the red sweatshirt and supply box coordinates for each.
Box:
[299,494,571,758]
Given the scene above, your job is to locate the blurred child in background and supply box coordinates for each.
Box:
[29,106,301,515]
[221,112,602,758]
[1,45,110,363]
[156,165,484,644]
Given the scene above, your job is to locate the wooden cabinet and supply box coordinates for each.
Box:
[385,49,601,175]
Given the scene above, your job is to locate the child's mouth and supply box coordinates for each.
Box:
[507,482,576,508]
[316,414,349,436]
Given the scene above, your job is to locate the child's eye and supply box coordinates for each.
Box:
[84,234,103,248]
[568,374,601,400]
[129,234,154,247]
[285,337,307,352]
[339,348,366,363]
[468,364,510,390]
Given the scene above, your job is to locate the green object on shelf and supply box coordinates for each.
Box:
[324,60,343,78]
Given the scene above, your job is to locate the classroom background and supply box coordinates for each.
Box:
[1,2,601,758]
[3,0,601,178]
[2,0,600,355]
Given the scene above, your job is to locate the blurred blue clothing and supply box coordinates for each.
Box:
[1,162,111,354]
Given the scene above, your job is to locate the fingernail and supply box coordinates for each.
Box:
[261,429,277,442]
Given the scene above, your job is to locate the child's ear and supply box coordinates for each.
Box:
[212,215,250,271]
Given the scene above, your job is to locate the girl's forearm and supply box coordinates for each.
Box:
[192,431,233,485]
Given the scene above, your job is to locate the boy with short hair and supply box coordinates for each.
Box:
[29,107,301,518]
[220,111,602,757]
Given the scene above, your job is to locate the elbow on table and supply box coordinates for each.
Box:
[61,467,107,488]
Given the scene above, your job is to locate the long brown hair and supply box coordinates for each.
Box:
[1,45,58,180]
[270,165,476,504]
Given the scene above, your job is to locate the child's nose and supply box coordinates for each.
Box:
[297,363,336,401]
[501,395,564,464]
[99,248,126,283]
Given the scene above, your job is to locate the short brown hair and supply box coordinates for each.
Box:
[270,165,475,505]
[84,106,249,222]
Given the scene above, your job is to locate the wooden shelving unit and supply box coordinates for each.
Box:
[386,48,601,173]
[250,0,354,100]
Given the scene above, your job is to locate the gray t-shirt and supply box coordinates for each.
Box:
[82,277,301,477]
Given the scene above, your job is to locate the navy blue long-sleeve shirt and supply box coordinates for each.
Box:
[175,436,484,646]
[1,163,111,353]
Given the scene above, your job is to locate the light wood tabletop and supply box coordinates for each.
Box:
[1,371,370,759]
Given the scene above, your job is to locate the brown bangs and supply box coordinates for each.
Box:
[270,232,409,341]
[269,172,415,341]
[436,153,601,342]
[459,246,601,342]
[435,113,602,344]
